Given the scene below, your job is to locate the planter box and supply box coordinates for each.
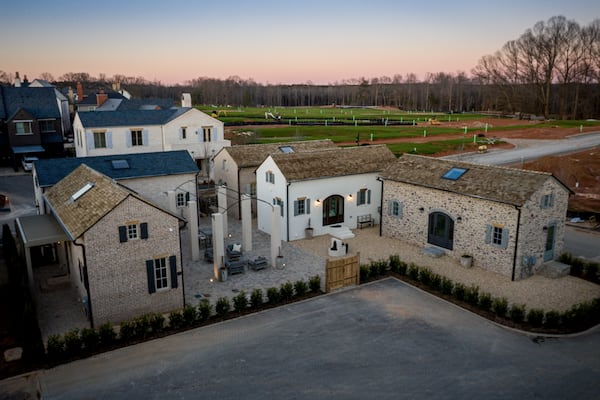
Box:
[460,256,473,268]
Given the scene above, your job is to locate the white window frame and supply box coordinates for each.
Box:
[130,129,143,146]
[93,131,107,148]
[203,127,212,142]
[266,171,275,184]
[15,120,33,135]
[181,126,187,139]
[492,226,503,246]
[357,188,370,206]
[176,192,187,208]
[154,257,169,290]
[127,223,138,240]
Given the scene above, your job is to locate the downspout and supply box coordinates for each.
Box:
[511,206,522,281]
[237,167,242,220]
[286,181,291,242]
[73,238,94,328]
[378,178,384,237]
[179,219,187,305]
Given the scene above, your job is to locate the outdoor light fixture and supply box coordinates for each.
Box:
[457,217,462,223]
[419,207,425,212]
[316,199,321,203]
[543,226,548,231]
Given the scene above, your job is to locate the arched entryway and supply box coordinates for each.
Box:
[323,195,344,226]
[428,211,454,250]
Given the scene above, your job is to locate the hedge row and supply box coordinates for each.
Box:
[45,275,321,364]
[361,255,600,333]
[559,252,600,284]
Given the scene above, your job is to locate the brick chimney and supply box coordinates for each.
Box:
[96,89,108,107]
[76,82,84,102]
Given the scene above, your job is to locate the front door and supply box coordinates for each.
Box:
[323,195,344,226]
[428,212,454,250]
[544,224,556,261]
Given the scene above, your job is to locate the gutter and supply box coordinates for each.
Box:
[378,177,384,237]
[286,181,291,242]
[511,206,522,281]
[73,239,94,328]
[237,167,242,220]
[179,219,187,306]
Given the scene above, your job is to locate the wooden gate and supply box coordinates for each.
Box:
[325,252,360,292]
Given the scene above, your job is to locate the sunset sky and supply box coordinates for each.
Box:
[1,0,598,85]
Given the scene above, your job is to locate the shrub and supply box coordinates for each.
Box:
[570,258,584,276]
[168,310,184,330]
[46,334,64,360]
[429,273,442,291]
[63,329,82,357]
[478,292,493,311]
[119,321,135,342]
[453,283,466,301]
[233,291,248,312]
[562,302,592,329]
[267,287,281,304]
[280,281,294,301]
[360,264,370,282]
[216,297,231,318]
[526,309,544,327]
[150,313,165,333]
[134,314,152,338]
[245,289,262,309]
[464,285,479,305]
[372,260,388,276]
[584,262,599,282]
[98,322,116,346]
[389,255,401,273]
[309,275,321,293]
[419,268,433,286]
[182,304,198,326]
[509,304,526,323]
[294,280,308,297]
[407,263,420,281]
[80,327,100,352]
[440,277,453,295]
[492,297,509,318]
[544,310,561,328]
[198,299,213,321]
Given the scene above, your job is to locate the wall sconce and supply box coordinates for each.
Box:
[348,194,353,200]
[456,217,462,223]
[316,199,321,203]
[542,226,548,231]
[419,207,425,212]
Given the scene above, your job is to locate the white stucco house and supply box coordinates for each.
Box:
[256,145,396,241]
[380,154,572,280]
[213,140,337,219]
[72,107,230,180]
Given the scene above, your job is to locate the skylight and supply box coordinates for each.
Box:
[111,159,130,169]
[70,182,94,202]
[279,146,294,154]
[442,167,468,180]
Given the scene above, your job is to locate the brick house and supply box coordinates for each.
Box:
[41,164,184,326]
[380,154,572,280]
[213,140,336,219]
[256,145,396,241]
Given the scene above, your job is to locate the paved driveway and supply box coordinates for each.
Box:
[37,279,600,400]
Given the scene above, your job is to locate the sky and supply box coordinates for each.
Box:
[1,0,598,85]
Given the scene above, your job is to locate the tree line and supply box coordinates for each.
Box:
[2,16,598,119]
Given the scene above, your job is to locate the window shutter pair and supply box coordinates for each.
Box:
[387,200,403,218]
[118,222,148,242]
[178,128,183,140]
[541,193,555,208]
[485,224,509,249]
[146,255,178,294]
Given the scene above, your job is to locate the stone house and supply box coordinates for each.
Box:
[380,154,572,280]
[32,150,198,217]
[72,107,230,180]
[256,145,396,241]
[213,140,336,219]
[35,164,184,326]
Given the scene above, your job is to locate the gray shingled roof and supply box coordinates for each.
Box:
[0,86,61,120]
[224,140,337,168]
[35,150,198,187]
[77,108,189,128]
[272,144,396,181]
[380,154,563,206]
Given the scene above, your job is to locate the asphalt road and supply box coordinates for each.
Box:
[0,170,37,233]
[442,132,600,165]
[565,225,600,262]
[36,279,600,400]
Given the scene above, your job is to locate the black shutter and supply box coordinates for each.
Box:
[185,192,190,202]
[146,260,156,294]
[118,226,127,243]
[140,222,148,239]
[169,255,178,289]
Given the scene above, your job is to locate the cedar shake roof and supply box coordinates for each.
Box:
[272,144,396,182]
[44,164,181,239]
[224,140,336,168]
[380,154,566,206]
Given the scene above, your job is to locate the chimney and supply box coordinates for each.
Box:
[181,93,192,107]
[76,82,83,102]
[96,89,108,107]
[14,71,21,87]
[67,87,74,103]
